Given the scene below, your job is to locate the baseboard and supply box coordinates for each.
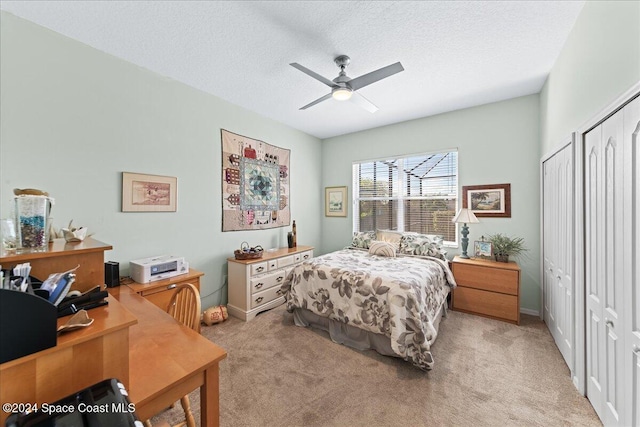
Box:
[520,308,540,317]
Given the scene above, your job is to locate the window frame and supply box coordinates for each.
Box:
[352,149,459,247]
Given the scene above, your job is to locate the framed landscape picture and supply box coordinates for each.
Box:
[122,172,177,212]
[325,186,347,217]
[462,183,511,218]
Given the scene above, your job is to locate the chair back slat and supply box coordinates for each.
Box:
[167,283,201,333]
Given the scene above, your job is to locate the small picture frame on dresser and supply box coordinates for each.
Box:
[474,241,492,258]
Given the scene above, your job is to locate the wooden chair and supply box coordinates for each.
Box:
[146,283,201,427]
[167,283,201,334]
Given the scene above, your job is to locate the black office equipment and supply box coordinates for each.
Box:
[105,261,120,288]
[0,288,57,364]
[5,378,141,427]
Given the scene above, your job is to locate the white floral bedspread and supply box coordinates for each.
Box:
[281,249,456,370]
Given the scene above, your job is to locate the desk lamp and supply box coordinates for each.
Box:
[452,208,479,259]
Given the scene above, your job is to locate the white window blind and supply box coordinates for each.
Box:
[352,150,458,244]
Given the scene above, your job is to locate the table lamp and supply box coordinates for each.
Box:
[452,208,479,259]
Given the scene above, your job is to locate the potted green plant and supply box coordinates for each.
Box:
[487,233,527,263]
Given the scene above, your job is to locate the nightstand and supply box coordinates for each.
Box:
[451,256,520,324]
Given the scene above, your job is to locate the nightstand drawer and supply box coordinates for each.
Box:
[453,286,518,322]
[453,263,518,295]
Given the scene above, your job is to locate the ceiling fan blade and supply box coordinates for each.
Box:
[290,63,337,88]
[351,92,379,113]
[348,62,404,91]
[300,93,332,110]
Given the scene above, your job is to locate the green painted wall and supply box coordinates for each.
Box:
[321,95,541,314]
[540,0,640,154]
[3,0,636,317]
[0,12,323,309]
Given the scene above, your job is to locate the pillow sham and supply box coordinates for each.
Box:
[352,231,376,249]
[368,240,397,257]
[398,234,446,260]
[376,229,403,249]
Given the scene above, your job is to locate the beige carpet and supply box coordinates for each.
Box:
[152,304,601,427]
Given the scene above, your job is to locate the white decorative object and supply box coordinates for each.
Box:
[61,220,89,242]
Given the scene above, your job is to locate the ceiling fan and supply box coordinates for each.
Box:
[290,55,404,113]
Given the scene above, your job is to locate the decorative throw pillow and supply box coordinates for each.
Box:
[368,240,397,257]
[352,231,376,249]
[376,229,403,249]
[399,234,446,260]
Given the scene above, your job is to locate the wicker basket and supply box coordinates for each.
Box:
[234,242,263,260]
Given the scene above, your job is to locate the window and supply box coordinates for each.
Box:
[352,150,458,244]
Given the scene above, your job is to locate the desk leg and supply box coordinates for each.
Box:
[200,363,219,427]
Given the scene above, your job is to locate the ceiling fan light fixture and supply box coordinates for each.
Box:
[332,87,353,101]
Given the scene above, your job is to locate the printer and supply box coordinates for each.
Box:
[129,255,188,283]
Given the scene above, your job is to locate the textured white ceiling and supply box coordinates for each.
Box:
[0,1,584,139]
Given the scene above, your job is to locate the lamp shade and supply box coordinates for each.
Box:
[452,208,479,224]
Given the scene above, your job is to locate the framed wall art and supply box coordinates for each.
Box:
[462,183,511,218]
[122,172,177,212]
[221,129,290,231]
[325,186,347,217]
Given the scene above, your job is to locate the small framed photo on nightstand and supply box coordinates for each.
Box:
[474,240,492,258]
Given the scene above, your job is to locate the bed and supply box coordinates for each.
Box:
[280,246,456,370]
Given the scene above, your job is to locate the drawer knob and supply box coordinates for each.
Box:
[255,297,264,303]
[276,276,284,282]
[605,318,614,328]
[276,289,283,295]
[557,276,561,280]
[167,284,177,290]
[256,266,264,272]
[303,255,309,259]
[255,283,264,289]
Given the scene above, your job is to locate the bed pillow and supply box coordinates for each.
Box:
[368,240,397,257]
[352,231,376,249]
[399,234,446,260]
[376,229,403,249]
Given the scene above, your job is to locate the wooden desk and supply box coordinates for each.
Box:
[125,269,204,311]
[110,286,227,425]
[0,237,113,293]
[0,295,137,425]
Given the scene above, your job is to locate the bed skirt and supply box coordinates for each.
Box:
[292,298,448,362]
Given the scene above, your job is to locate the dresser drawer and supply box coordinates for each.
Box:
[453,286,518,322]
[251,285,285,309]
[277,255,294,268]
[267,259,278,271]
[250,269,287,294]
[251,262,268,276]
[453,263,518,295]
[293,250,313,263]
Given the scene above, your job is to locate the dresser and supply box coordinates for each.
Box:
[451,256,520,324]
[227,245,313,321]
[124,268,203,311]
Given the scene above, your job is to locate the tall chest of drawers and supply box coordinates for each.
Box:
[227,245,313,321]
[451,256,520,324]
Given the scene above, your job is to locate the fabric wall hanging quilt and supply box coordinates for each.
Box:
[221,129,290,231]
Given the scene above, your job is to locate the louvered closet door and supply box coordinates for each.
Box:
[542,144,573,370]
[585,108,625,426]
